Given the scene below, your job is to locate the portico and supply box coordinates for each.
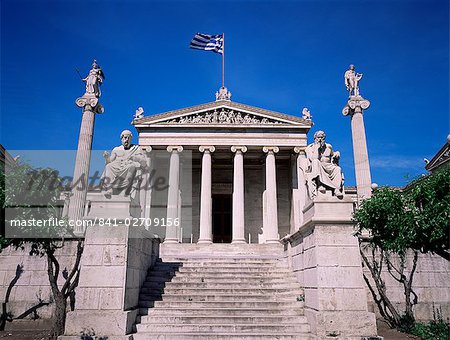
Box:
[133,95,312,244]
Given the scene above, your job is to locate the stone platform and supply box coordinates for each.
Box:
[160,243,285,260]
[134,243,313,339]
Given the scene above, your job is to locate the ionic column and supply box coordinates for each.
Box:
[343,96,372,201]
[263,146,279,243]
[342,65,372,202]
[198,145,215,244]
[140,147,152,220]
[292,147,307,232]
[68,92,104,234]
[231,145,247,244]
[164,145,183,243]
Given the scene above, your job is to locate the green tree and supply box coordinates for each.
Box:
[354,167,450,330]
[407,168,450,261]
[0,162,84,338]
[355,167,450,261]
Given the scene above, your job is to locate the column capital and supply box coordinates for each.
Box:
[293,146,306,155]
[231,145,247,153]
[263,146,279,154]
[199,145,215,153]
[342,96,370,116]
[141,146,152,154]
[75,96,104,114]
[167,145,183,153]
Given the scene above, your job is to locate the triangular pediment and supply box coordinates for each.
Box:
[133,101,312,128]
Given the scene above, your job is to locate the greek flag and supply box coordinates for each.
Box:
[189,33,223,54]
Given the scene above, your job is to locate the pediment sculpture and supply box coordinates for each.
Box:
[163,108,283,125]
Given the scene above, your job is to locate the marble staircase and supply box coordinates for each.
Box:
[133,244,312,340]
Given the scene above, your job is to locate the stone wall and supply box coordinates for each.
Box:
[63,226,160,337]
[362,248,450,321]
[0,241,79,321]
[285,190,450,336]
[283,195,377,339]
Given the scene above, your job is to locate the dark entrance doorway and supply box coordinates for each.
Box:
[212,194,232,243]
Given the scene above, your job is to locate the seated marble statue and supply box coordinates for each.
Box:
[303,130,344,198]
[101,130,147,198]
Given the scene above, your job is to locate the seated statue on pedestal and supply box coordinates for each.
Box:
[101,130,147,199]
[303,130,344,198]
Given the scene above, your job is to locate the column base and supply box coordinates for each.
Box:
[265,239,281,244]
[163,238,179,244]
[197,239,212,244]
[232,239,246,244]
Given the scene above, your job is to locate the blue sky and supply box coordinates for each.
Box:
[1,0,448,187]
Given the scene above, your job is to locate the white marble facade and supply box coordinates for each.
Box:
[131,99,312,244]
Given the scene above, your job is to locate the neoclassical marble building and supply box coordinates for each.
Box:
[128,87,314,245]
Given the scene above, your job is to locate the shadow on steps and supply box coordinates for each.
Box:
[136,259,183,319]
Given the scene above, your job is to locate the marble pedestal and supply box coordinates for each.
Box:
[59,226,160,340]
[284,194,378,339]
[86,193,134,220]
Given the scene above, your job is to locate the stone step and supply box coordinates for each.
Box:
[134,244,312,339]
[153,261,183,266]
[179,261,285,267]
[160,243,285,258]
[138,314,307,325]
[172,271,292,277]
[143,280,299,289]
[147,271,177,279]
[139,293,302,302]
[171,267,294,276]
[178,267,292,273]
[133,332,312,340]
[139,301,155,308]
[163,282,300,289]
[139,307,305,316]
[136,323,310,333]
[173,257,287,266]
[175,268,292,277]
[144,287,304,295]
[146,273,297,282]
[145,275,176,283]
[168,276,298,284]
[153,263,181,269]
[150,300,304,309]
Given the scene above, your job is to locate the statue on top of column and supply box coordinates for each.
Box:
[83,59,105,98]
[344,64,363,97]
[302,130,344,198]
[101,130,147,199]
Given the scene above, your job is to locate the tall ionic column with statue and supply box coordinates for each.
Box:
[343,64,372,201]
[68,60,105,233]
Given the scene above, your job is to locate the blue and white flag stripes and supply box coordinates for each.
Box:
[190,33,223,54]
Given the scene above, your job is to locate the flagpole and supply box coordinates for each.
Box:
[222,33,225,88]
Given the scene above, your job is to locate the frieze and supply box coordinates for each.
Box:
[161,108,283,125]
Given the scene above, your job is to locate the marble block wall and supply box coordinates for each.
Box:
[362,248,450,321]
[63,226,160,337]
[283,195,377,339]
[0,241,79,321]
